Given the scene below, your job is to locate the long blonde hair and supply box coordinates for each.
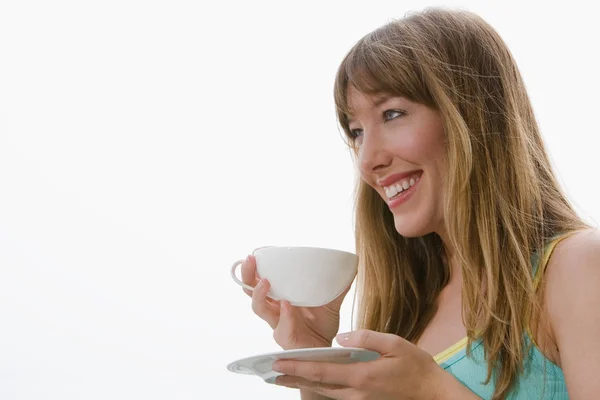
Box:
[334,8,588,399]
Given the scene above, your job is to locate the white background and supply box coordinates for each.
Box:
[0,0,598,399]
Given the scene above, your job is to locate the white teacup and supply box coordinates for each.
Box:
[230,246,358,307]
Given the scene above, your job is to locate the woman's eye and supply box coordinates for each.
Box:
[349,128,363,139]
[383,109,405,121]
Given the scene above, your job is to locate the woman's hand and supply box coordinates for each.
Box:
[271,329,474,400]
[240,253,351,350]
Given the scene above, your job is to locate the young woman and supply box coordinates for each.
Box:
[240,8,600,399]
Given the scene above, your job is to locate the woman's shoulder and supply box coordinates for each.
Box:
[544,228,600,300]
[546,228,600,273]
[542,227,600,395]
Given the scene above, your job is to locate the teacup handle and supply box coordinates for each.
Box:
[230,259,256,292]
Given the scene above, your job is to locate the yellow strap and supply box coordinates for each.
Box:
[434,336,469,364]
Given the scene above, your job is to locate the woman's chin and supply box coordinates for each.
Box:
[393,217,432,238]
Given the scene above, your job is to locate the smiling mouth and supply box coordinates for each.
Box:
[382,172,422,201]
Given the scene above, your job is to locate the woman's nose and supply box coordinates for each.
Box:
[358,129,392,174]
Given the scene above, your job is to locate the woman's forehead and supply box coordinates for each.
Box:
[347,87,383,111]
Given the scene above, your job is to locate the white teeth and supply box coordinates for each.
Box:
[385,186,397,198]
[383,175,420,200]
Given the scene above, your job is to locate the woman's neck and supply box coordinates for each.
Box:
[436,227,462,286]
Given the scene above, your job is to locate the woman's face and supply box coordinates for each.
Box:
[347,86,448,237]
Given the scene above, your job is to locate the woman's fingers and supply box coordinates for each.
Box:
[241,253,280,330]
[251,279,280,329]
[240,255,259,297]
[273,300,298,346]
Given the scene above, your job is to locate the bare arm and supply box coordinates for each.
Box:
[544,229,600,399]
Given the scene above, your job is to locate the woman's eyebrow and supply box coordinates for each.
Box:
[373,95,393,107]
[346,95,397,124]
[346,109,356,124]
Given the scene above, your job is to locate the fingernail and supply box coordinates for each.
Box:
[336,332,350,342]
[256,279,263,289]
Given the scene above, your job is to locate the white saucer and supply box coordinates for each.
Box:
[227,347,380,384]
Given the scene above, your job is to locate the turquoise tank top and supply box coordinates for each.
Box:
[434,233,576,399]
